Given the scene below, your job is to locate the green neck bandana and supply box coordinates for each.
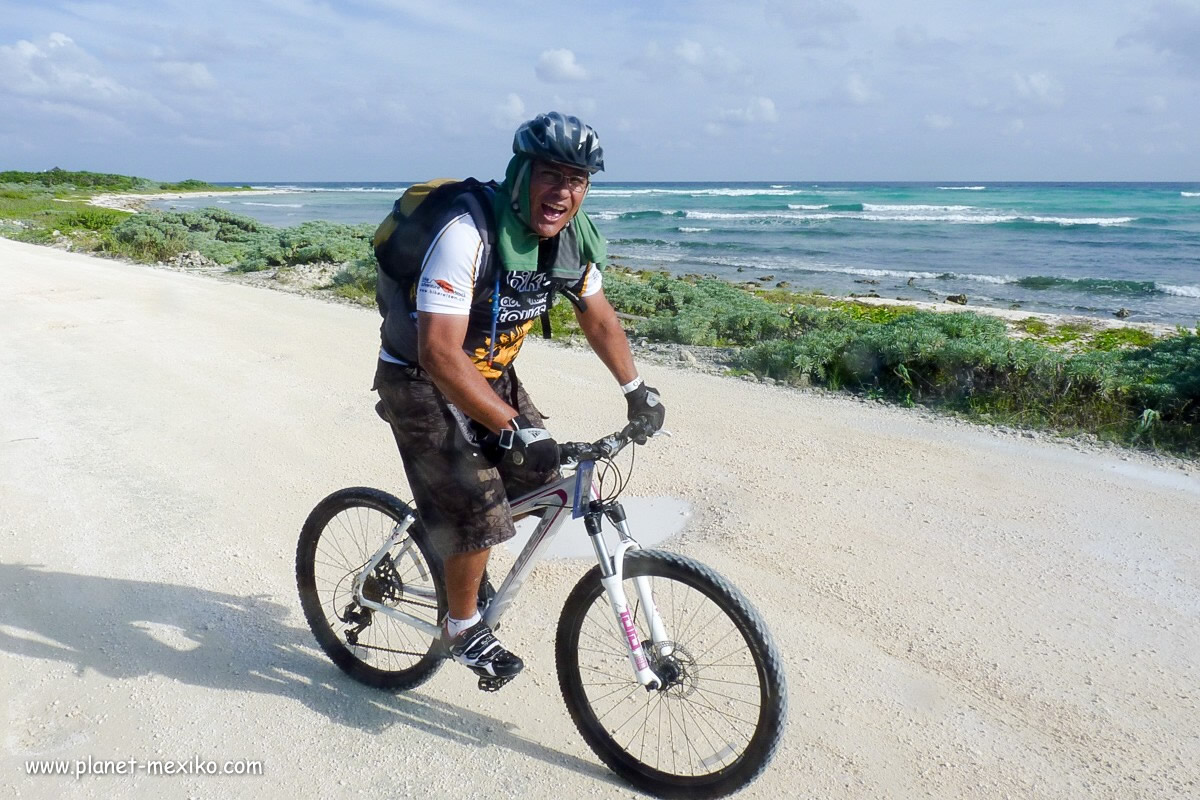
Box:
[492,154,607,275]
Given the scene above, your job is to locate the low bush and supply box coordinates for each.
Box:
[100,208,374,269]
[330,255,378,304]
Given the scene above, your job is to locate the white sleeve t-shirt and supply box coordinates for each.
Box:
[415,214,603,315]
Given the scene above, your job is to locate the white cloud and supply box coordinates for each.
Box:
[1012,72,1064,108]
[156,61,215,90]
[492,92,525,129]
[845,74,875,105]
[627,39,743,84]
[924,113,953,130]
[536,49,588,82]
[1122,1,1200,74]
[1005,118,1026,135]
[675,40,704,67]
[0,33,137,104]
[719,96,778,125]
[765,0,858,48]
[1142,94,1168,113]
[551,95,597,117]
[19,97,126,130]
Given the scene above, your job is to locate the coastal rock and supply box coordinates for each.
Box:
[1114,308,1131,319]
[946,294,968,305]
[854,279,880,285]
[678,349,699,366]
[172,250,219,270]
[758,274,775,282]
[776,281,791,288]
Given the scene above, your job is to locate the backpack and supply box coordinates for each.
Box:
[372,177,497,289]
[372,179,587,353]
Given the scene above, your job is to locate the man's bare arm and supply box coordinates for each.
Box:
[574,289,639,386]
[417,311,518,433]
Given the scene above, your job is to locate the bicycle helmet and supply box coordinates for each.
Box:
[512,111,605,174]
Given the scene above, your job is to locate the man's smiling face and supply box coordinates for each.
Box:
[527,160,589,239]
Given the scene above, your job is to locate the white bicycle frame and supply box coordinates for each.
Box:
[349,452,671,689]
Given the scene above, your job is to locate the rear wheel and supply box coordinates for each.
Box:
[296,487,446,690]
[556,550,787,798]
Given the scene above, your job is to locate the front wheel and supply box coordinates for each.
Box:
[296,487,446,690]
[556,550,787,798]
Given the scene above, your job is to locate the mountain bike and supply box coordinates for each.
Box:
[296,420,787,798]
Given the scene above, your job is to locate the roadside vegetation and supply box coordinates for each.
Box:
[0,169,250,250]
[2,170,1196,456]
[595,270,1199,455]
[97,209,374,271]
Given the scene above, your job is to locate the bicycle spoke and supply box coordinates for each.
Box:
[675,693,727,771]
[578,661,633,679]
[585,681,642,706]
[624,691,660,761]
[677,693,743,770]
[676,689,758,735]
[596,685,645,726]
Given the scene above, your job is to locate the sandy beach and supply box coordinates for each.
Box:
[2,236,1198,799]
[86,189,289,213]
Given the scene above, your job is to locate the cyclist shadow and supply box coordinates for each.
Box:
[0,563,614,784]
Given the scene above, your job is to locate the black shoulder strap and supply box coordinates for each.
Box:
[375,178,498,287]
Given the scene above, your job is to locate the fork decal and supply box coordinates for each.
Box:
[619,608,649,671]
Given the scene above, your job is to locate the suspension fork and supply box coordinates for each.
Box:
[585,500,671,689]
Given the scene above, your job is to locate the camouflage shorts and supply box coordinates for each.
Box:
[372,359,560,557]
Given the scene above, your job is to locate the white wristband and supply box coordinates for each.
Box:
[620,376,644,395]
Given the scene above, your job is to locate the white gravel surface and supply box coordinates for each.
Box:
[2,237,1198,800]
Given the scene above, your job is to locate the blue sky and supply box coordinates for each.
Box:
[1,1,1197,181]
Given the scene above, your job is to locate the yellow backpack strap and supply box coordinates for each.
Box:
[373,178,460,249]
[398,177,460,216]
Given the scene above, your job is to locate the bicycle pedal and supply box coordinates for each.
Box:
[477,674,515,692]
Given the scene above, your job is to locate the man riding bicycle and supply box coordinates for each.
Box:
[372,111,666,684]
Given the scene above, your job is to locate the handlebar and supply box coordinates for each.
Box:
[558,418,658,465]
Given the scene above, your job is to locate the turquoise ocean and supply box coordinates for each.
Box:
[155,182,1200,326]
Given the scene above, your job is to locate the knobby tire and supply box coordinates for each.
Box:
[296,487,446,690]
[555,549,787,798]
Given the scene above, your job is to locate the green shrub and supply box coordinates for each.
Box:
[1087,328,1156,352]
[330,255,378,304]
[98,209,374,269]
[731,300,1198,453]
[606,272,791,345]
[56,207,128,232]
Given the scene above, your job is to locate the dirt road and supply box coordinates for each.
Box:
[2,237,1197,799]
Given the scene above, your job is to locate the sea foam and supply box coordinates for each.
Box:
[862,204,974,212]
[587,187,811,197]
[1162,284,1200,298]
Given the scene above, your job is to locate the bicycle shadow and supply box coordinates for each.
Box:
[0,563,614,785]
